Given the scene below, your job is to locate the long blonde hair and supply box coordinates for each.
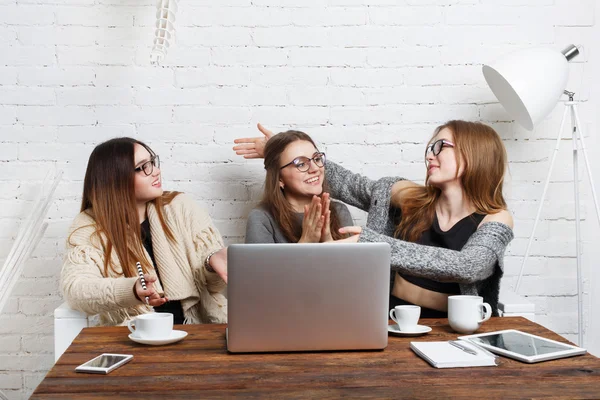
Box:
[394,120,508,242]
[71,138,179,278]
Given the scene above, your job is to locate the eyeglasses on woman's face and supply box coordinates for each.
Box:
[280,152,326,173]
[425,139,454,158]
[134,155,160,176]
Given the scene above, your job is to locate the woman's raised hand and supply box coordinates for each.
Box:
[233,123,274,159]
[320,193,334,243]
[299,196,324,243]
[134,274,168,307]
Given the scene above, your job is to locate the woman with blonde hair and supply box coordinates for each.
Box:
[234,121,513,317]
[246,130,353,244]
[61,138,228,326]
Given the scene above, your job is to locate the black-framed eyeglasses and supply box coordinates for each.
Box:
[280,152,326,172]
[425,139,454,158]
[134,155,160,176]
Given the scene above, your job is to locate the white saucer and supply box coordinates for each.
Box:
[128,330,188,345]
[388,324,432,336]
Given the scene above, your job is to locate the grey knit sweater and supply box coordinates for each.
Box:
[325,162,514,315]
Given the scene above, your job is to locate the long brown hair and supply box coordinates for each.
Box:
[261,130,344,242]
[74,137,179,278]
[394,120,508,242]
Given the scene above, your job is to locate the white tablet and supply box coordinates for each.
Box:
[458,329,586,363]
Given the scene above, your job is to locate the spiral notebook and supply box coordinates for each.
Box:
[410,340,499,368]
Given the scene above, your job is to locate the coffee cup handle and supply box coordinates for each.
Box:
[479,302,492,323]
[127,319,136,334]
[389,309,398,324]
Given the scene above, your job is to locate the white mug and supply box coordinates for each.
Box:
[389,305,421,331]
[448,295,492,334]
[127,313,173,339]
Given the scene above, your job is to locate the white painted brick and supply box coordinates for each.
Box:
[251,106,330,126]
[173,106,251,124]
[22,257,64,278]
[184,0,250,5]
[17,67,95,87]
[176,182,249,201]
[368,6,443,25]
[292,7,367,26]
[0,27,17,44]
[134,88,210,106]
[56,87,133,106]
[329,27,405,47]
[212,47,288,67]
[178,27,252,46]
[24,372,47,394]
[0,314,53,335]
[0,106,17,124]
[289,87,365,106]
[330,105,403,125]
[0,5,55,25]
[251,0,320,6]
[0,67,18,85]
[253,27,330,47]
[137,123,212,143]
[209,200,255,219]
[57,46,133,66]
[58,125,135,143]
[401,104,479,123]
[16,106,95,126]
[95,66,174,87]
[19,297,63,316]
[1,298,19,314]
[1,46,56,66]
[554,0,595,27]
[366,47,440,67]
[17,26,98,46]
[0,143,18,160]
[210,86,288,107]
[536,312,579,334]
[95,106,172,124]
[55,6,134,26]
[0,162,51,181]
[251,67,329,87]
[330,68,403,87]
[171,144,236,163]
[191,6,292,27]
[446,5,552,26]
[176,67,250,88]
[0,353,54,371]
[0,373,22,390]
[135,47,211,68]
[480,0,552,4]
[98,27,149,47]
[0,87,55,106]
[289,48,366,68]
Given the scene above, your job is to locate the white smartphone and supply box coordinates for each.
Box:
[75,353,133,374]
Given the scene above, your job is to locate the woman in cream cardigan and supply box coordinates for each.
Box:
[61,137,228,326]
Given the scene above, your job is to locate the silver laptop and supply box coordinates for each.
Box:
[226,243,391,353]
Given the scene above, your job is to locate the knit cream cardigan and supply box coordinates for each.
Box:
[61,193,227,326]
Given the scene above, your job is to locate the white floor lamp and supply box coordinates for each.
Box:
[482,45,600,346]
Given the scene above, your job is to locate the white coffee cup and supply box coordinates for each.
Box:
[389,305,421,331]
[448,295,492,334]
[127,313,173,339]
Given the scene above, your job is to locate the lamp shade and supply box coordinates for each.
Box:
[482,47,570,131]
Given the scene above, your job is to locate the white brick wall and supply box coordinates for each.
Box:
[1,1,599,398]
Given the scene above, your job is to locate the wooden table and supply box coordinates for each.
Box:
[33,317,600,399]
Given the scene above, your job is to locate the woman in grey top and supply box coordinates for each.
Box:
[245,130,354,244]
[234,121,514,316]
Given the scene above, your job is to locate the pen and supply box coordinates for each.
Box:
[136,262,149,305]
[450,340,478,356]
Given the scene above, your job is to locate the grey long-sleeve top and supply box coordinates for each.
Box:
[245,201,354,244]
[325,161,514,314]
